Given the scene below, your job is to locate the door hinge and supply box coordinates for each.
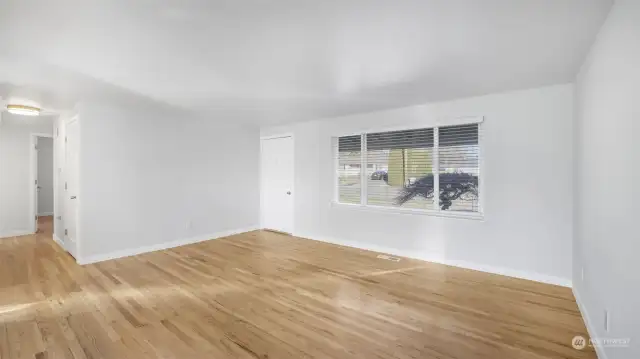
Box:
[65,229,68,235]
[65,137,68,143]
[65,182,67,190]
[35,215,38,220]
[35,180,38,185]
[56,216,62,220]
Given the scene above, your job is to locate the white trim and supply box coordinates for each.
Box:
[477,122,485,214]
[0,230,35,239]
[433,127,440,210]
[32,133,55,138]
[51,234,74,262]
[331,116,484,137]
[260,133,294,141]
[331,201,484,220]
[52,233,63,245]
[360,134,367,205]
[78,226,259,265]
[573,288,608,359]
[332,137,339,203]
[295,232,571,287]
[53,115,67,258]
[52,233,65,249]
[435,115,484,127]
[64,116,80,259]
[260,140,264,230]
[333,120,484,217]
[38,212,54,216]
[65,114,79,125]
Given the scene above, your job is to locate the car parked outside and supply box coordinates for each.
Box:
[371,170,388,181]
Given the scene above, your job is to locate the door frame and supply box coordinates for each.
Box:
[62,116,80,259]
[30,133,54,234]
[260,133,295,234]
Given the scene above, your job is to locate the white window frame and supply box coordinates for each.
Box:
[333,117,484,220]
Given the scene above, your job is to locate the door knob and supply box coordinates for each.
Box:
[70,196,77,199]
[286,191,291,195]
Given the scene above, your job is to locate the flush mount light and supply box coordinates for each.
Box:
[6,104,41,116]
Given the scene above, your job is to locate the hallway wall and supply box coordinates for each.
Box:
[573,1,639,358]
[0,113,54,237]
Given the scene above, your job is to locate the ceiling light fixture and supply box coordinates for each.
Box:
[6,104,41,116]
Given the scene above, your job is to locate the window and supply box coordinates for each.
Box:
[337,135,362,204]
[366,128,435,209]
[438,124,480,212]
[335,122,481,215]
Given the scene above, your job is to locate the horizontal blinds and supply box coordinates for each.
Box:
[337,135,361,204]
[338,136,361,152]
[366,129,434,209]
[438,124,480,212]
[366,128,434,150]
[335,123,480,213]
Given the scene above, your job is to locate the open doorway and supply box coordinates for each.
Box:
[0,113,55,238]
[32,134,54,235]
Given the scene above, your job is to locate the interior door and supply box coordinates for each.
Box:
[261,136,294,234]
[64,119,79,257]
[33,137,39,232]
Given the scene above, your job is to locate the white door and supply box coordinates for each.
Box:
[33,137,39,232]
[64,119,79,257]
[261,136,294,234]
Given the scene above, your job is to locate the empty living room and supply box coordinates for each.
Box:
[0,0,637,358]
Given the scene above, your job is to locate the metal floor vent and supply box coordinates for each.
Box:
[377,254,401,262]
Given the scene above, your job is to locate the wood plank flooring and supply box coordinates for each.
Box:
[0,220,595,358]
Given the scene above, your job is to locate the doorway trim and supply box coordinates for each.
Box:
[260,133,295,234]
[30,132,54,234]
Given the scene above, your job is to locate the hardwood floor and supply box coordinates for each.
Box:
[36,216,53,235]
[0,225,595,359]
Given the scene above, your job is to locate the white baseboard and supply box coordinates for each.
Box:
[0,230,35,239]
[295,232,572,288]
[78,226,259,265]
[38,212,54,216]
[443,258,572,287]
[52,234,64,246]
[573,287,608,359]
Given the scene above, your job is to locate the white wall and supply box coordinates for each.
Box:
[0,113,54,236]
[76,101,260,262]
[573,1,639,358]
[37,137,54,215]
[262,84,574,286]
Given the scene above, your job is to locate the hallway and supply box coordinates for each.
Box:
[36,216,53,236]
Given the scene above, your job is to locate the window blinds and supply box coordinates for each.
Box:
[335,122,480,213]
[438,124,480,212]
[366,128,435,209]
[337,135,362,204]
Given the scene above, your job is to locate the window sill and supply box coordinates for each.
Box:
[331,202,484,220]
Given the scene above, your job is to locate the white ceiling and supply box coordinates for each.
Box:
[0,0,612,124]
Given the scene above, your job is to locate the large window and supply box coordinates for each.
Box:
[335,122,481,214]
